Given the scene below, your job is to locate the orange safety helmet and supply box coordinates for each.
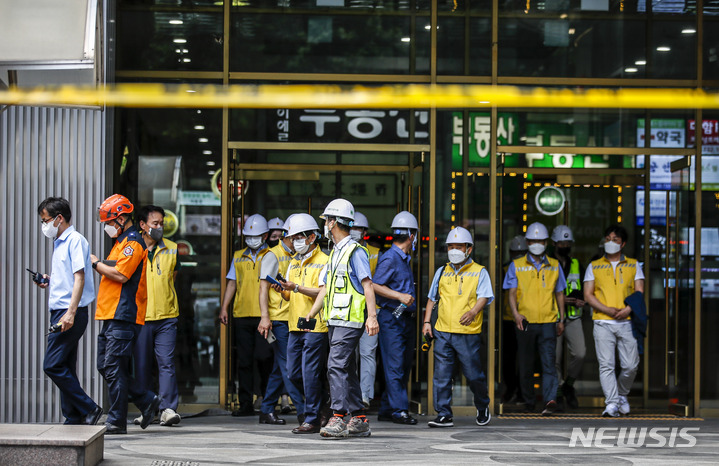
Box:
[97,194,134,223]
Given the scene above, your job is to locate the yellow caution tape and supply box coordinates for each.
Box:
[1,83,718,109]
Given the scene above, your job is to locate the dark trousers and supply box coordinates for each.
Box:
[97,320,156,428]
[233,316,273,409]
[44,307,96,424]
[260,321,305,415]
[501,319,521,401]
[516,322,558,408]
[287,331,328,425]
[133,317,179,411]
[327,326,364,415]
[377,309,415,417]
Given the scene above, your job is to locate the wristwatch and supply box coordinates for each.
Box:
[92,260,100,270]
[293,284,299,293]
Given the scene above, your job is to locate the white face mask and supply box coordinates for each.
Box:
[447,249,467,265]
[324,220,336,243]
[293,238,310,255]
[41,217,59,239]
[349,229,363,242]
[604,241,622,255]
[104,223,120,238]
[528,243,546,256]
[245,236,263,250]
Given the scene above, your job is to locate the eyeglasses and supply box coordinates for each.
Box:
[40,215,59,225]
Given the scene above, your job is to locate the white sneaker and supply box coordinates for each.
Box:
[618,396,630,415]
[602,403,620,417]
[160,408,181,426]
[133,415,143,425]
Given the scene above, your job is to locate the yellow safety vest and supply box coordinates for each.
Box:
[287,246,328,333]
[323,242,368,329]
[514,254,561,324]
[435,261,485,334]
[366,244,380,275]
[590,255,638,320]
[232,247,269,318]
[268,242,294,321]
[145,238,179,321]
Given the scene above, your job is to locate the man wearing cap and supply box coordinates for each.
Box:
[422,227,494,427]
[91,194,161,434]
[281,213,329,434]
[256,216,305,425]
[551,225,586,410]
[306,198,379,439]
[219,214,274,417]
[501,235,527,404]
[350,211,381,408]
[503,222,566,416]
[374,211,418,425]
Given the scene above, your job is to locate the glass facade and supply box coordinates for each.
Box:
[115,0,717,416]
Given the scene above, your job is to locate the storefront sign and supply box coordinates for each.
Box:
[688,119,719,155]
[637,119,685,148]
[451,112,517,169]
[535,186,565,216]
[179,190,221,207]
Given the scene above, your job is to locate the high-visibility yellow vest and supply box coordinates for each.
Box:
[232,247,269,318]
[287,246,328,333]
[268,242,294,321]
[435,261,486,334]
[513,254,561,324]
[323,242,368,329]
[366,244,380,275]
[590,255,638,320]
[145,238,179,321]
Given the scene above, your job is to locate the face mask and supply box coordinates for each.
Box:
[293,238,310,255]
[148,227,163,242]
[349,230,363,242]
[266,239,280,248]
[41,217,59,239]
[447,249,467,265]
[324,220,335,243]
[604,241,622,255]
[556,246,571,256]
[528,243,546,256]
[246,236,263,250]
[104,223,120,238]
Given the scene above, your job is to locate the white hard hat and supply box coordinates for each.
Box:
[525,222,549,240]
[509,235,528,251]
[242,214,269,236]
[320,198,355,225]
[268,217,285,231]
[391,211,419,232]
[353,212,369,229]
[551,225,574,242]
[446,227,473,245]
[286,213,320,237]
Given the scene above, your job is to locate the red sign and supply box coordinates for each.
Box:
[688,120,719,153]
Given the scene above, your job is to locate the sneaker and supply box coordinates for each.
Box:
[346,415,371,437]
[602,403,620,417]
[562,383,579,409]
[618,395,630,415]
[320,415,348,438]
[160,408,181,426]
[541,400,557,416]
[476,407,491,426]
[428,415,454,428]
[133,415,143,426]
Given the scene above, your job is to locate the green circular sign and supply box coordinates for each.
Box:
[535,186,566,216]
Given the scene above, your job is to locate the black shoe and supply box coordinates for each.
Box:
[259,412,286,425]
[140,396,162,430]
[428,415,453,428]
[476,407,491,426]
[83,405,103,426]
[563,383,579,409]
[391,412,418,425]
[104,423,126,435]
[377,413,394,422]
[232,406,254,417]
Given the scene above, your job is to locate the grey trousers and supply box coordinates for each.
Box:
[593,320,639,407]
[555,317,586,383]
[328,326,364,414]
[358,331,378,402]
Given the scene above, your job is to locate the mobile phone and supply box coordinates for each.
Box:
[297,317,317,330]
[265,275,282,287]
[266,329,277,344]
[276,273,286,283]
[521,319,529,331]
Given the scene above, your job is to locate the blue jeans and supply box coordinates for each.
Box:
[97,320,156,428]
[433,330,489,417]
[516,322,558,408]
[287,331,328,425]
[377,309,415,417]
[133,317,179,411]
[44,307,97,424]
[260,321,305,415]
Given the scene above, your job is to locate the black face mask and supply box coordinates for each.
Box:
[556,246,572,256]
[266,239,280,248]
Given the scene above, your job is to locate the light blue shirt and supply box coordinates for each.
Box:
[427,259,495,305]
[49,225,95,310]
[502,254,567,292]
[320,236,371,294]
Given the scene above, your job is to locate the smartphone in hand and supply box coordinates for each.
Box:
[297,317,317,330]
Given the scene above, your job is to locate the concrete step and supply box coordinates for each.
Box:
[0,424,104,466]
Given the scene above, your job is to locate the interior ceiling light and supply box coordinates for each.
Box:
[183,58,191,62]
[681,28,696,34]
[199,138,208,143]
[173,38,187,43]
[635,60,646,65]
[203,150,212,155]
[169,20,183,25]
[624,67,638,73]
[206,161,216,166]
[657,46,671,52]
[194,125,205,130]
[401,37,411,42]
